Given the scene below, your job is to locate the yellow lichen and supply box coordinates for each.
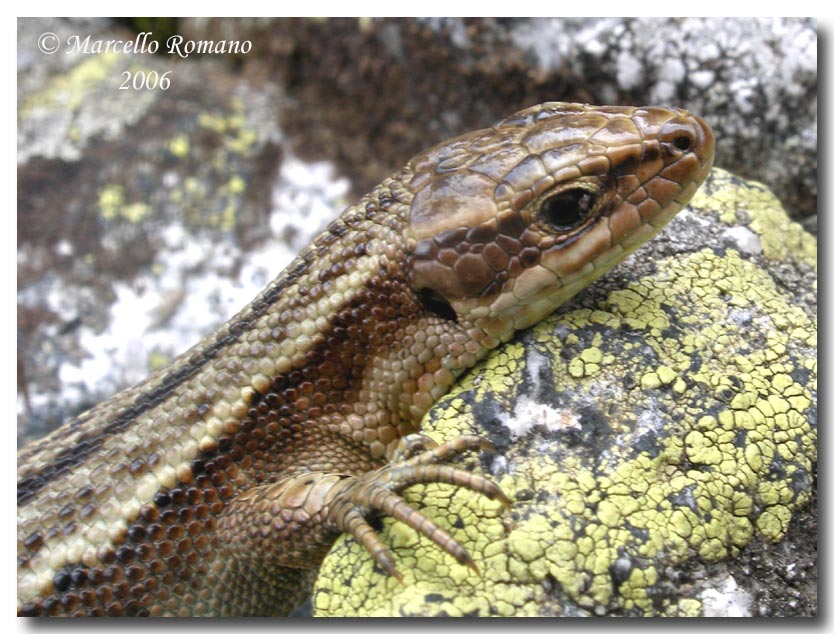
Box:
[168,134,190,158]
[97,185,152,223]
[21,53,122,114]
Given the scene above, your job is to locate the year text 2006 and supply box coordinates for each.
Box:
[119,70,172,90]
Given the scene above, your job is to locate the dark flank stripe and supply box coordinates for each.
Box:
[18,255,314,506]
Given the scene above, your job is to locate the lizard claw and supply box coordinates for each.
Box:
[328,434,509,578]
[386,433,439,462]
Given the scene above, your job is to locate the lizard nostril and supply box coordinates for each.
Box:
[673,134,692,152]
[660,119,698,157]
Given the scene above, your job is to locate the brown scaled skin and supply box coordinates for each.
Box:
[18,102,714,616]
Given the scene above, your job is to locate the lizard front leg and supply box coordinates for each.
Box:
[218,434,508,610]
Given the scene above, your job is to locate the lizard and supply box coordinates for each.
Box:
[17,102,715,616]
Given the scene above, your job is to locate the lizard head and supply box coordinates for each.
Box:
[405,102,714,344]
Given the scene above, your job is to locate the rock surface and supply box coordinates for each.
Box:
[313,168,817,616]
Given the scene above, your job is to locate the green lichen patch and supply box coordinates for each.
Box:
[314,169,816,616]
[18,53,163,163]
[691,168,816,271]
[98,184,153,223]
[95,96,268,234]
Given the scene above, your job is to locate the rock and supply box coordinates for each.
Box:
[313,168,817,616]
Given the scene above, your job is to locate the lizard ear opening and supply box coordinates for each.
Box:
[419,288,458,323]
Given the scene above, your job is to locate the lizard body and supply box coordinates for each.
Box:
[18,102,714,616]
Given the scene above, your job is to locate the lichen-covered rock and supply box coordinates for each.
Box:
[313,168,816,616]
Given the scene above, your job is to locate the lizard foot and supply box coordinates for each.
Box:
[327,434,510,579]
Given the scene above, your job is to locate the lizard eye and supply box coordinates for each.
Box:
[538,187,600,231]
